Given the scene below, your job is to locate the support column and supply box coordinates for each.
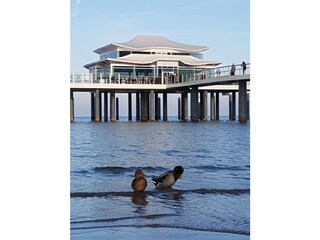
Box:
[141,91,149,121]
[110,90,116,122]
[149,90,155,121]
[128,93,132,121]
[70,90,74,122]
[229,94,232,120]
[183,91,188,122]
[232,92,236,120]
[116,97,119,120]
[200,91,207,121]
[91,92,95,121]
[215,92,220,120]
[163,92,168,121]
[104,92,108,122]
[99,91,102,122]
[181,93,185,121]
[191,87,199,122]
[147,93,150,120]
[136,93,140,121]
[178,97,181,120]
[203,91,207,121]
[238,81,247,123]
[155,93,159,120]
[200,92,204,121]
[210,92,215,121]
[157,97,161,121]
[246,93,250,120]
[94,89,100,122]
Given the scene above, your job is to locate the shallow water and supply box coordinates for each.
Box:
[70,117,250,237]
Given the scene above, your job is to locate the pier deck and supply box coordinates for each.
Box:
[70,63,250,122]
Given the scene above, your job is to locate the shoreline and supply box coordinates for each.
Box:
[71,227,249,240]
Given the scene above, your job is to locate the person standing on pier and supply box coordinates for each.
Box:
[216,68,221,77]
[230,63,236,76]
[241,61,246,75]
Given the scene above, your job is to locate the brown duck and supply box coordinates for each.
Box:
[131,169,147,192]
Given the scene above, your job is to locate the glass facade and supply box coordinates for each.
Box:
[191,53,203,59]
[100,51,118,60]
[100,51,203,60]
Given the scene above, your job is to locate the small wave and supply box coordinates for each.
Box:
[160,149,182,156]
[71,213,176,224]
[71,188,250,198]
[72,170,90,174]
[71,224,249,236]
[93,166,167,175]
[193,165,248,171]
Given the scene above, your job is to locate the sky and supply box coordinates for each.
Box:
[70,0,250,117]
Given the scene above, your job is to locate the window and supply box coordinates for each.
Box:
[100,51,117,60]
[191,53,203,59]
[119,51,130,57]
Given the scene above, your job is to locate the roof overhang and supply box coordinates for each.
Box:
[84,54,221,69]
[93,35,210,54]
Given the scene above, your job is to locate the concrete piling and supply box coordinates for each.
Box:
[239,81,247,123]
[149,90,155,121]
[110,90,116,122]
[141,91,149,121]
[128,93,132,121]
[116,97,119,120]
[104,92,108,122]
[210,92,215,121]
[70,90,74,122]
[163,92,168,121]
[191,87,199,122]
[94,89,100,122]
[91,92,95,121]
[136,93,140,121]
[183,91,188,122]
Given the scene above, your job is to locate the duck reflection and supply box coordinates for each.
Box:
[131,192,148,206]
[160,191,185,202]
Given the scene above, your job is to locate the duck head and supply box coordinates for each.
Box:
[173,166,184,178]
[134,169,146,179]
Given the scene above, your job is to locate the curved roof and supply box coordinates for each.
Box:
[113,54,220,66]
[94,35,209,54]
[84,54,221,69]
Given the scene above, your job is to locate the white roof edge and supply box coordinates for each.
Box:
[84,55,221,68]
[113,43,209,53]
[93,35,210,54]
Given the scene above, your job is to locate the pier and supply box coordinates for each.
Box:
[70,63,250,123]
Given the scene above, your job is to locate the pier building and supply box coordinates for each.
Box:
[70,35,250,123]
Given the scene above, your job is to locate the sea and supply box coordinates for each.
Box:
[70,116,250,239]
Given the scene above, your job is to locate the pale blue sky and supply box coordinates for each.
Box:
[70,0,250,116]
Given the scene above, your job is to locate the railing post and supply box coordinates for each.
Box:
[72,73,74,83]
[81,73,84,83]
[100,73,102,84]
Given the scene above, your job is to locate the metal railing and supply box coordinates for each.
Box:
[70,63,250,85]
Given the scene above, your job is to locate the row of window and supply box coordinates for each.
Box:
[100,50,203,60]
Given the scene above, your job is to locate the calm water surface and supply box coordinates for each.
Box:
[70,117,250,238]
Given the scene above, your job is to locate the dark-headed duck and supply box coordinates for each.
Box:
[151,166,184,189]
